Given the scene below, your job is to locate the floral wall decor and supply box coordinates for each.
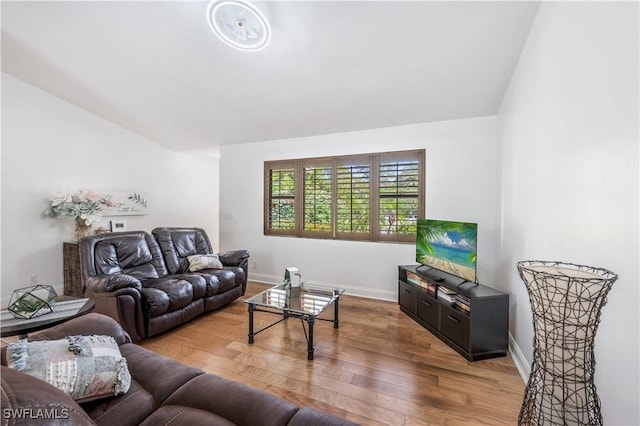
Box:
[44,190,116,241]
[100,192,149,216]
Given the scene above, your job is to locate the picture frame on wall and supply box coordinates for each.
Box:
[110,220,127,232]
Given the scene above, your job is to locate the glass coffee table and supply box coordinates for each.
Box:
[245,284,344,360]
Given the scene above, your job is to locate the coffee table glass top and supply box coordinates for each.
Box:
[245,284,344,316]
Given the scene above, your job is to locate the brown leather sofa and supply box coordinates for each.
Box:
[80,228,249,342]
[1,313,357,426]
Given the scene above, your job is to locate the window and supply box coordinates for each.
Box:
[264,150,424,242]
[378,153,421,239]
[303,161,332,236]
[336,158,370,238]
[265,162,296,235]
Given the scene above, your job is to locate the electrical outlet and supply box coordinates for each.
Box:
[252,260,258,270]
[29,274,38,285]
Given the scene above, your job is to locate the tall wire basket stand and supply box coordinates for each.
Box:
[517,260,617,426]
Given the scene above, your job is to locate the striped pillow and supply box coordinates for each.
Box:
[5,335,131,402]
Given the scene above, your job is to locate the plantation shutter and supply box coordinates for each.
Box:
[336,157,371,239]
[264,150,423,241]
[378,151,424,242]
[264,161,296,235]
[302,159,333,238]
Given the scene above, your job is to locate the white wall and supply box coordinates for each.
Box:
[497,2,639,425]
[1,73,220,305]
[220,116,500,299]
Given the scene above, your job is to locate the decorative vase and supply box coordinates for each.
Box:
[8,285,57,319]
[74,216,93,242]
[517,260,617,426]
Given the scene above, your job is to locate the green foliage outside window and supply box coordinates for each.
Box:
[265,150,424,242]
[304,166,332,231]
[269,169,295,230]
[337,164,370,233]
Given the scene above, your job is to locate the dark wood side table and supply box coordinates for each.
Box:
[63,242,83,297]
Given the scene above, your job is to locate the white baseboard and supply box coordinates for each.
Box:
[248,272,397,302]
[509,333,530,384]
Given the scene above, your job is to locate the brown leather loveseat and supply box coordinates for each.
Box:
[1,313,357,426]
[80,227,249,342]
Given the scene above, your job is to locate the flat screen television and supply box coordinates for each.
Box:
[415,219,477,283]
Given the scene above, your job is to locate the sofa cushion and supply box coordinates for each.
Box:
[172,273,207,299]
[198,269,238,293]
[188,254,223,271]
[81,378,155,426]
[92,233,168,280]
[225,266,247,288]
[147,300,204,337]
[4,336,131,403]
[198,274,221,297]
[140,278,194,317]
[203,285,243,312]
[1,366,95,425]
[153,227,214,275]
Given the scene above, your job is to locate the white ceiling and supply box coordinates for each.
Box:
[2,1,540,151]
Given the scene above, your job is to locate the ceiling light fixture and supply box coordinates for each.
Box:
[207,0,271,52]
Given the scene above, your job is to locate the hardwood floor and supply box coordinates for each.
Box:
[140,282,525,425]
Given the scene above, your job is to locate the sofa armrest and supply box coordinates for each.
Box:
[84,274,142,293]
[27,313,131,345]
[84,288,146,342]
[83,276,145,341]
[218,250,250,267]
[1,367,95,425]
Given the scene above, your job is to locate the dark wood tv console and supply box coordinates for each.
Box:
[398,264,509,361]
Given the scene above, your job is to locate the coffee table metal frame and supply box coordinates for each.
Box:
[245,285,344,360]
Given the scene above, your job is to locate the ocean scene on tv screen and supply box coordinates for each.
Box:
[416,220,477,282]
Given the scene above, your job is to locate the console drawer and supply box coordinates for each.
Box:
[440,305,470,349]
[399,281,417,315]
[417,290,439,329]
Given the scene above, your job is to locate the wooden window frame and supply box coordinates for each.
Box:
[264,149,425,243]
